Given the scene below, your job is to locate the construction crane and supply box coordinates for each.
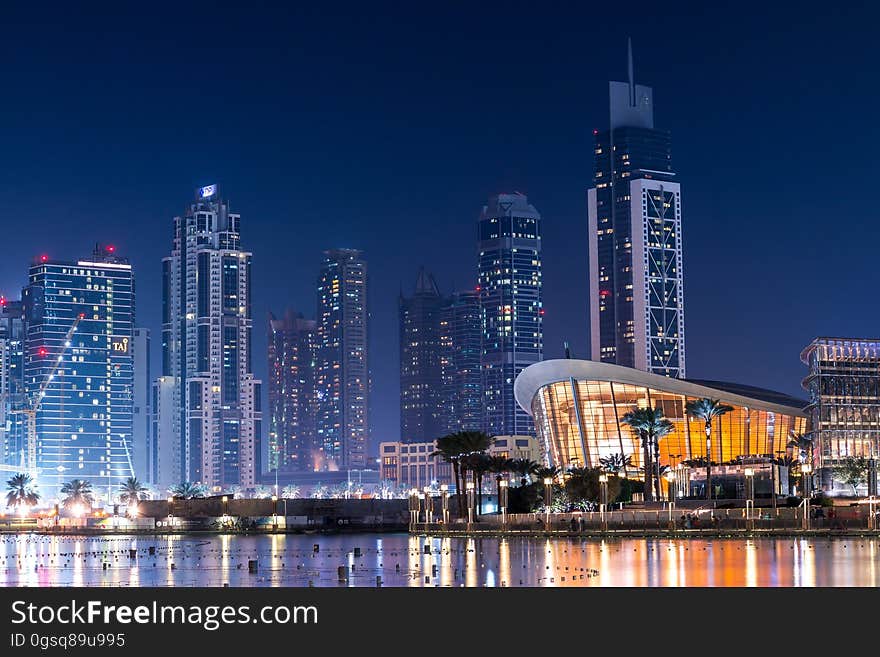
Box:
[10,313,84,476]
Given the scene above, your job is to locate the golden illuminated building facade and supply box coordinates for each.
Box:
[515,360,807,475]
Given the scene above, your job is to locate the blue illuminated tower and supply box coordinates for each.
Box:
[478,193,543,436]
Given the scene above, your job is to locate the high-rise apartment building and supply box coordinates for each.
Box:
[157,185,262,490]
[802,337,880,491]
[588,41,685,377]
[399,269,444,443]
[131,328,152,484]
[478,192,543,436]
[315,249,369,470]
[0,299,25,468]
[268,310,318,473]
[21,246,134,498]
[439,290,483,434]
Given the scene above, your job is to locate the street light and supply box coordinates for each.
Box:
[167,496,174,530]
[598,474,608,529]
[499,479,509,525]
[664,470,676,527]
[422,486,433,524]
[801,464,813,530]
[466,482,476,524]
[408,488,420,527]
[271,495,278,530]
[744,467,755,528]
[543,477,553,526]
[440,484,449,524]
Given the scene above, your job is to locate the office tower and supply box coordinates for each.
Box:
[21,245,134,499]
[131,328,152,484]
[0,299,25,467]
[439,290,483,434]
[588,40,685,377]
[268,310,318,473]
[478,192,543,436]
[158,185,262,490]
[315,248,369,470]
[802,337,880,491]
[399,268,444,443]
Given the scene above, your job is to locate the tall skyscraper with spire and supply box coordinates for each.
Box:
[158,185,262,491]
[588,40,685,377]
[479,193,543,436]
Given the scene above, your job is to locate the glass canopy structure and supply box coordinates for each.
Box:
[515,360,807,474]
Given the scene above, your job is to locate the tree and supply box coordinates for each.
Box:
[5,473,40,510]
[534,466,561,483]
[685,398,734,500]
[509,458,540,487]
[60,479,95,509]
[433,433,467,517]
[487,455,513,513]
[832,456,868,495]
[599,453,633,478]
[622,407,674,503]
[281,484,301,499]
[463,452,493,517]
[118,477,148,504]
[169,482,207,499]
[564,467,622,507]
[788,433,814,465]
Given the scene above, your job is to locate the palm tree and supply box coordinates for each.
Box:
[509,458,540,486]
[464,452,493,517]
[281,484,301,499]
[5,473,40,510]
[432,433,467,517]
[651,418,675,500]
[622,407,673,503]
[60,479,94,509]
[534,465,561,482]
[686,398,734,500]
[599,453,633,478]
[787,432,813,465]
[118,476,148,504]
[169,482,207,499]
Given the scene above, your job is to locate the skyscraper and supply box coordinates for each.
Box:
[268,310,318,473]
[588,40,685,377]
[157,185,262,490]
[315,249,369,470]
[439,290,483,434]
[21,246,134,498]
[399,268,444,443]
[131,328,153,484]
[478,192,543,436]
[0,299,25,468]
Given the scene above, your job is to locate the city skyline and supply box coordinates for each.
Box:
[0,4,877,461]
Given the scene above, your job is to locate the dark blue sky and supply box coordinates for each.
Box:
[1,3,878,458]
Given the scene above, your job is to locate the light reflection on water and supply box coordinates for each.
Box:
[0,533,878,587]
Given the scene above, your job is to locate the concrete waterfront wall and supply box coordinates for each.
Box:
[138,498,409,526]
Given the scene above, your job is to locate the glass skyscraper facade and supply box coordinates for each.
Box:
[479,192,543,436]
[0,299,25,469]
[399,268,444,443]
[21,246,135,499]
[801,337,880,490]
[268,310,318,473]
[158,185,262,490]
[316,248,369,470]
[439,290,483,434]
[588,42,685,377]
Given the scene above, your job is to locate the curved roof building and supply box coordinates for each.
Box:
[515,360,807,472]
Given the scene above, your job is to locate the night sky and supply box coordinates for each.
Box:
[1,3,877,463]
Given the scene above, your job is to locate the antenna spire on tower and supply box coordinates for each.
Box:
[627,37,635,106]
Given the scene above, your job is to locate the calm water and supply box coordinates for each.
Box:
[0,532,878,587]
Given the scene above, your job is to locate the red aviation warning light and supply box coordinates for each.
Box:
[106,245,116,253]
[539,309,546,316]
[40,254,49,263]
[38,347,48,357]
[599,289,611,297]
[0,296,6,307]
